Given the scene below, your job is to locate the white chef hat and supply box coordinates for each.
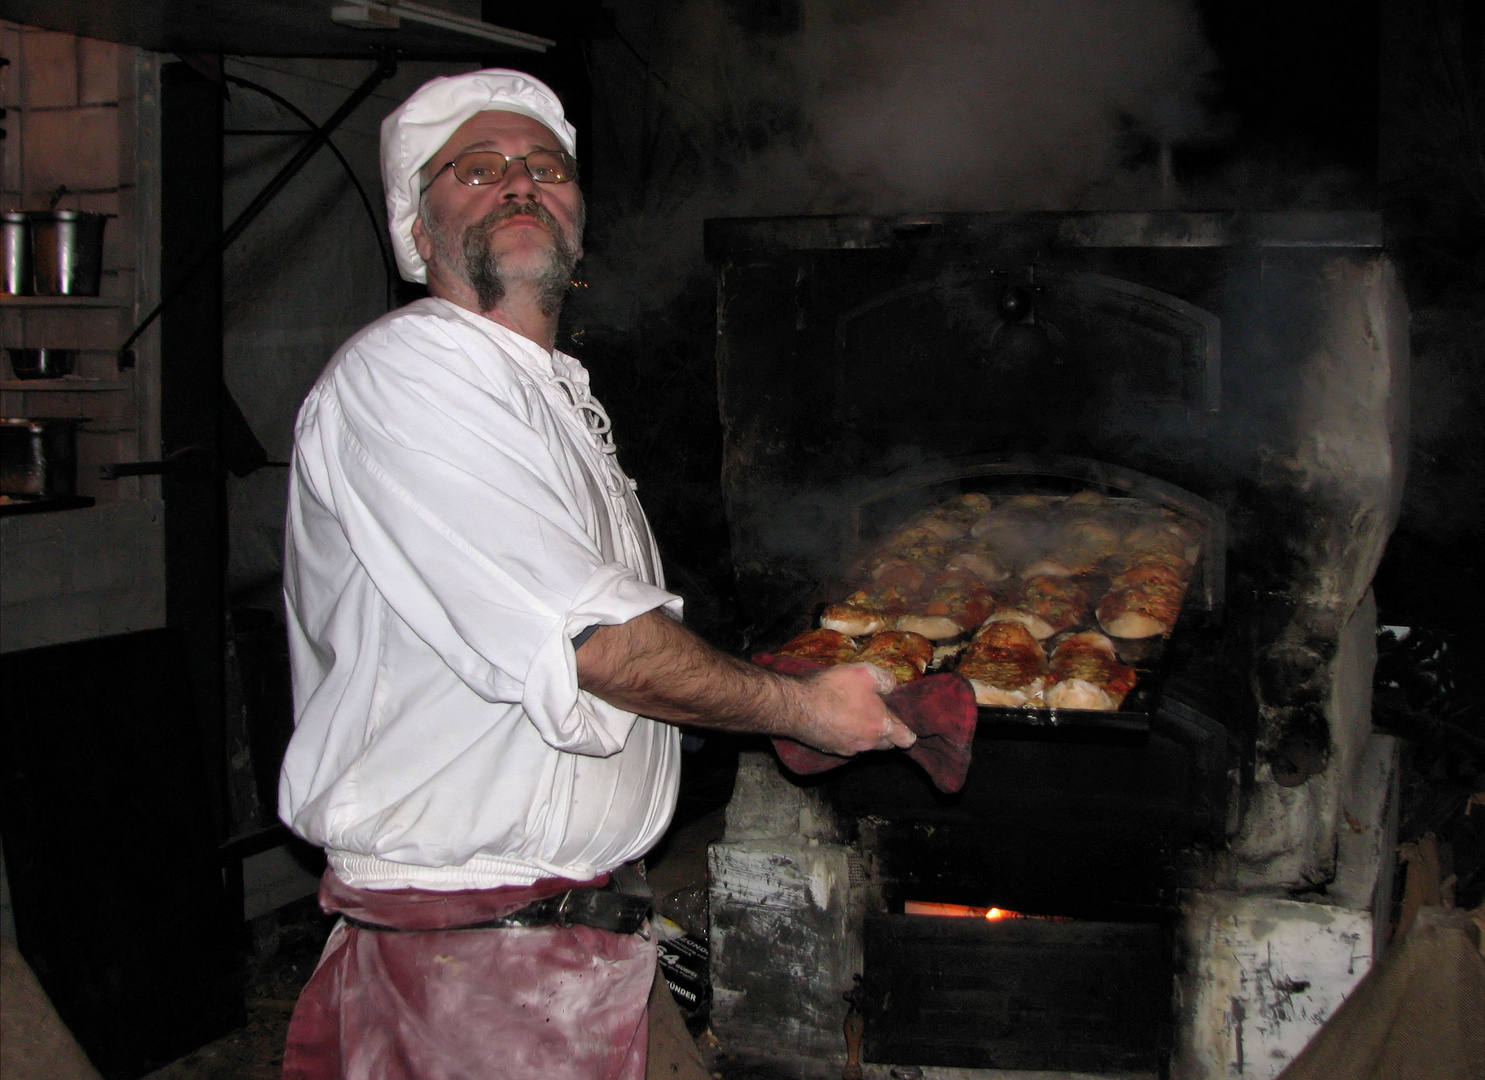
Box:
[380,68,578,283]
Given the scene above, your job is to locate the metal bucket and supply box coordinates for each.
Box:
[28,210,108,296]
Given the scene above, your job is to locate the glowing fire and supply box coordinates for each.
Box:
[903,901,1071,921]
[904,901,1025,920]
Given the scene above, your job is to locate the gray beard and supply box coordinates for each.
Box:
[452,201,583,316]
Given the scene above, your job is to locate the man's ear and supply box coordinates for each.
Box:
[412,214,434,263]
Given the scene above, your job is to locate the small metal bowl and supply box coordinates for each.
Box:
[6,347,77,380]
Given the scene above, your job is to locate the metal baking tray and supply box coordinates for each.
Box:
[763,561,1209,746]
[757,460,1225,746]
[965,577,1193,745]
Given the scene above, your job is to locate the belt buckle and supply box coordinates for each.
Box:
[554,889,579,928]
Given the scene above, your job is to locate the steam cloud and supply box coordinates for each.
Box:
[799,0,1215,212]
[581,0,1218,322]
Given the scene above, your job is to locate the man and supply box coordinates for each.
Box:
[278,69,914,1080]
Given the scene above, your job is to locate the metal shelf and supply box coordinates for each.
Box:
[0,296,129,308]
[0,379,128,391]
[0,495,96,516]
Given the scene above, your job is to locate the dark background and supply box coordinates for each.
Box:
[3,2,1481,1074]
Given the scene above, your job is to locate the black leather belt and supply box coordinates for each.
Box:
[342,887,652,936]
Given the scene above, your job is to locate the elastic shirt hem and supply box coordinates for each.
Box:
[328,849,594,892]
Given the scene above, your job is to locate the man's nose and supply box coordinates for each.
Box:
[498,159,541,198]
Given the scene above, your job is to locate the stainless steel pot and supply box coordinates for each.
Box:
[1,211,31,295]
[0,418,84,498]
[7,348,77,380]
[28,210,108,297]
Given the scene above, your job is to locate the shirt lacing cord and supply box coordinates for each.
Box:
[551,375,638,499]
[551,373,653,577]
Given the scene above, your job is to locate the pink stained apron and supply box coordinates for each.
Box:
[282,870,656,1080]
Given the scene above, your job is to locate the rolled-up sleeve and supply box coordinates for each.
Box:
[303,325,678,756]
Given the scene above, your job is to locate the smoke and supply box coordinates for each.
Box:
[579,0,1218,323]
[797,0,1216,212]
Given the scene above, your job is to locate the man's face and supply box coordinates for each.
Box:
[412,110,585,314]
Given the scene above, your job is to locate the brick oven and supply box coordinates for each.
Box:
[701,212,1407,1079]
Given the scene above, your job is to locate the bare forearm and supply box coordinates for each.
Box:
[576,609,797,730]
[575,609,915,756]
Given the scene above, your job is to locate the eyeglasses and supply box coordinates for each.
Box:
[423,150,579,193]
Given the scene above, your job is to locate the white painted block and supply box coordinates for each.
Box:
[1175,894,1372,1080]
[708,840,861,1062]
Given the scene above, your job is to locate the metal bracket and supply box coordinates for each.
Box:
[116,55,398,367]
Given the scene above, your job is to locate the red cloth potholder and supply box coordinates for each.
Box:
[752,652,978,793]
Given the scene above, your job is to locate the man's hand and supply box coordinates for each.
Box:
[785,663,918,756]
[576,609,916,757]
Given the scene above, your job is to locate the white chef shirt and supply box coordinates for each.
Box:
[279,298,682,891]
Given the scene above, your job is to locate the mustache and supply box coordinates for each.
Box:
[474,200,563,234]
[456,197,582,315]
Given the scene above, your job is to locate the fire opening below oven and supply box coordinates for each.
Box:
[860,901,1174,1075]
[902,900,1071,921]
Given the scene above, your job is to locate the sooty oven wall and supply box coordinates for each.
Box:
[708,211,1407,883]
[705,213,1407,1073]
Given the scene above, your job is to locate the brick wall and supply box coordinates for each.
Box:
[0,24,164,653]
